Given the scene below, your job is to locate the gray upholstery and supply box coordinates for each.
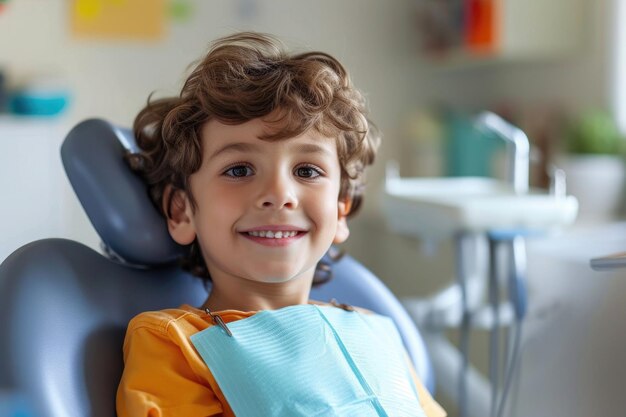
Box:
[61,119,185,265]
[0,119,434,417]
[0,239,207,417]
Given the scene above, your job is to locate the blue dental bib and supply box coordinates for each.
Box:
[190,304,427,417]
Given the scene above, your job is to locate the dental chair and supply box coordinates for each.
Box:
[0,119,434,417]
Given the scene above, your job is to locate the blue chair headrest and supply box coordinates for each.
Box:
[61,119,186,266]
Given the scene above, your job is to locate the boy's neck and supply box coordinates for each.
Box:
[201,281,312,312]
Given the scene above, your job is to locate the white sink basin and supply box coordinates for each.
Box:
[383,177,578,239]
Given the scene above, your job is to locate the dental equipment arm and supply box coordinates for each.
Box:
[474,112,531,417]
[474,112,530,195]
[590,252,626,271]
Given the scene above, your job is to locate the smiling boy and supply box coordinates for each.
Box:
[116,32,445,417]
[168,116,350,312]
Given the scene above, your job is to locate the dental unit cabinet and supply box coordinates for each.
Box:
[383,112,578,417]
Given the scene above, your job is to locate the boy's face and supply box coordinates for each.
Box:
[167,116,350,287]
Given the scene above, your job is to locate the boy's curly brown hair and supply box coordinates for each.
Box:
[127,32,380,285]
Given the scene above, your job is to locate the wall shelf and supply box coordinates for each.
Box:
[418,0,587,70]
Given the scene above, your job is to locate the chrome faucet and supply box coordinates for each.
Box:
[474,111,530,194]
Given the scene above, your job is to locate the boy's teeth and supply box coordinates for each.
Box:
[247,230,298,238]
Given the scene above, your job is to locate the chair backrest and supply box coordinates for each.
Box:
[0,119,433,417]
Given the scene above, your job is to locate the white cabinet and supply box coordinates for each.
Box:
[0,117,97,262]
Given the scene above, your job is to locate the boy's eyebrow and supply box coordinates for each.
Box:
[291,143,334,157]
[209,142,334,158]
[209,142,260,159]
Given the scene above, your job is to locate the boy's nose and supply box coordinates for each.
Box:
[256,175,298,210]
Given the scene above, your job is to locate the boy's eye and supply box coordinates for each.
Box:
[224,165,254,177]
[295,166,322,179]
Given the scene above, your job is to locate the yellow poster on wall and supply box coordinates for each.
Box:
[71,0,165,40]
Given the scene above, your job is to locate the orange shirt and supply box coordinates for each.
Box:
[116,304,446,417]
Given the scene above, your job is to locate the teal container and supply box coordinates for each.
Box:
[9,90,70,116]
[443,111,503,177]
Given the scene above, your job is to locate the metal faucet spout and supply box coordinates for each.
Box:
[474,111,530,194]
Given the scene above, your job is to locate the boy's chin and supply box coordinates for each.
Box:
[252,275,301,284]
[259,278,292,284]
[247,270,312,284]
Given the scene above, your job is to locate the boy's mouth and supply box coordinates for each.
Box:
[240,226,307,246]
[245,230,299,239]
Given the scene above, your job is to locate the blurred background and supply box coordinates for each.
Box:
[2,0,626,416]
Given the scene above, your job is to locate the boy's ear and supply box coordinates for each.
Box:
[163,185,196,245]
[333,199,351,244]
